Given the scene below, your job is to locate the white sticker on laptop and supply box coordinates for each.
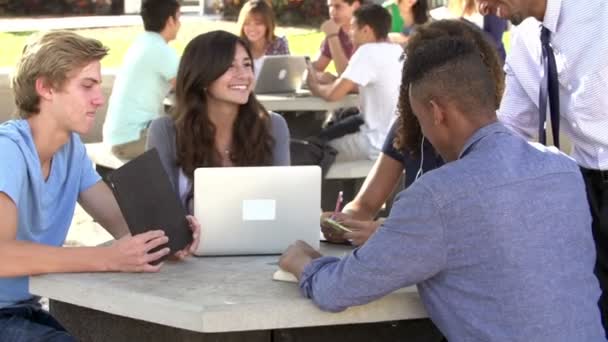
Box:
[242,199,276,221]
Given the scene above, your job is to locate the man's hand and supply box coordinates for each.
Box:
[279,240,322,280]
[321,19,341,36]
[172,215,201,261]
[105,230,170,272]
[342,218,384,246]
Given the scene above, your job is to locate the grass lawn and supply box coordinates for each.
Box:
[0,20,510,69]
[0,20,325,69]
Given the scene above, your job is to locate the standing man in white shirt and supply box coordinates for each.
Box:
[307,3,403,162]
[478,0,608,334]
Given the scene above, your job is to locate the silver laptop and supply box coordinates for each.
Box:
[193,166,321,256]
[254,55,309,95]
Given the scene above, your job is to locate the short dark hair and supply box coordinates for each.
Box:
[141,0,180,32]
[409,0,429,25]
[343,0,363,5]
[353,4,391,39]
[407,36,496,117]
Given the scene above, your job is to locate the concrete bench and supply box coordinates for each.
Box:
[85,142,128,171]
[325,159,375,180]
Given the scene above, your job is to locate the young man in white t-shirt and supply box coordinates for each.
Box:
[307,3,404,161]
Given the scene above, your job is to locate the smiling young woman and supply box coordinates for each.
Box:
[145,30,291,213]
[237,0,290,75]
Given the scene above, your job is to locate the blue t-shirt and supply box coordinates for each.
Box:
[103,31,179,146]
[381,121,444,187]
[0,120,101,308]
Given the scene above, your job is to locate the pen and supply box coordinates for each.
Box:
[332,191,343,219]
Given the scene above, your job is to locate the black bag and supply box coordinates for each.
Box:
[319,112,364,141]
[290,137,337,177]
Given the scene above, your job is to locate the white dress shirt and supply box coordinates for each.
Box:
[498,0,608,170]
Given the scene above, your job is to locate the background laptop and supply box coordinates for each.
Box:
[254,55,309,95]
[193,166,321,256]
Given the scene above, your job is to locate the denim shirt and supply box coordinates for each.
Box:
[300,122,604,341]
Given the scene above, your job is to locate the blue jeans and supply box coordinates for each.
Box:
[0,301,75,342]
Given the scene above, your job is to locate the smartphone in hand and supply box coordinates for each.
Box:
[323,218,353,233]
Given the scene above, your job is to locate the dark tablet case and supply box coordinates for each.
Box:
[106,148,192,258]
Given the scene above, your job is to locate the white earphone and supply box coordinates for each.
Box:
[414,135,425,181]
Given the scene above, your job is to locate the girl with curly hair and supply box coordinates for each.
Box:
[321,19,504,246]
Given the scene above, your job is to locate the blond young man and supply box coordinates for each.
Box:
[0,31,199,341]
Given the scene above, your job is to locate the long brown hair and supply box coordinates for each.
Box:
[394,19,505,157]
[237,0,277,44]
[173,30,274,194]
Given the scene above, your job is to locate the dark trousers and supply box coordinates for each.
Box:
[581,167,608,337]
[0,302,75,341]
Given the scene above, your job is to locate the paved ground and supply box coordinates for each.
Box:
[65,205,114,247]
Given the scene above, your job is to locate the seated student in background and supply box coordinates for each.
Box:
[280,34,605,342]
[237,0,290,76]
[382,0,429,44]
[102,0,181,159]
[436,0,507,61]
[0,31,200,340]
[322,19,504,245]
[146,31,290,213]
[312,0,361,78]
[307,4,403,162]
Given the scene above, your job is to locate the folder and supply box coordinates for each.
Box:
[106,148,193,260]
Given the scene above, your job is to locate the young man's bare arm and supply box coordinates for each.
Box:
[342,154,404,219]
[78,180,129,239]
[312,53,331,73]
[0,192,170,277]
[308,76,356,102]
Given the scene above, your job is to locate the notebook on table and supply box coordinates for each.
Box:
[193,166,321,256]
[106,148,193,260]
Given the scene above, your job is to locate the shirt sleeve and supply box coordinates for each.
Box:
[381,121,405,163]
[158,44,180,82]
[75,136,102,193]
[0,138,26,205]
[320,37,331,59]
[341,47,373,87]
[270,112,291,166]
[278,36,290,55]
[299,182,447,312]
[497,51,539,140]
[483,14,507,61]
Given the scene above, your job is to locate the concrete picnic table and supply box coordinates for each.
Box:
[30,243,441,341]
